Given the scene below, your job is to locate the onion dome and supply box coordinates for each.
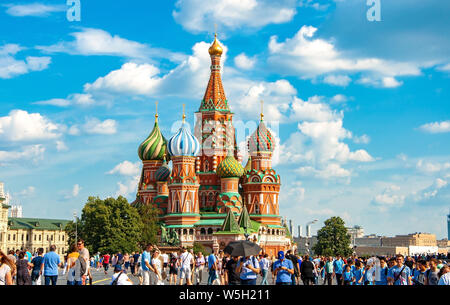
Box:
[168,119,200,157]
[138,115,169,161]
[217,155,244,178]
[208,34,223,56]
[248,119,275,154]
[155,159,170,182]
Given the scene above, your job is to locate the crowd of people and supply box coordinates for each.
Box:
[1,240,450,286]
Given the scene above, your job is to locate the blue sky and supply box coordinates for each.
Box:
[0,0,449,238]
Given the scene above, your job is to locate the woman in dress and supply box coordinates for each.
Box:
[16,251,32,285]
[0,250,14,285]
[151,250,163,285]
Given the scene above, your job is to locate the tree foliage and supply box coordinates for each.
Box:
[313,216,352,257]
[137,203,160,249]
[78,196,143,254]
[192,242,207,255]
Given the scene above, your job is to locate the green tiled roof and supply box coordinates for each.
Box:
[194,219,225,226]
[165,224,194,228]
[2,204,10,209]
[8,217,70,231]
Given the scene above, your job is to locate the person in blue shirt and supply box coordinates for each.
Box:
[273,251,294,285]
[342,265,354,285]
[42,245,62,285]
[236,255,260,285]
[141,244,155,285]
[387,254,412,285]
[353,261,364,285]
[376,257,389,285]
[207,249,218,285]
[31,248,44,285]
[333,255,344,285]
[25,249,32,263]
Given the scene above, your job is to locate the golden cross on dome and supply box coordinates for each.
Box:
[260,100,264,121]
[182,103,186,122]
[155,101,159,122]
[214,23,218,37]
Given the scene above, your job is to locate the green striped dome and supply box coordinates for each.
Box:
[217,155,244,178]
[138,120,169,161]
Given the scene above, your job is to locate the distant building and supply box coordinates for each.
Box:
[0,182,69,259]
[382,233,436,247]
[293,236,318,255]
[10,205,23,218]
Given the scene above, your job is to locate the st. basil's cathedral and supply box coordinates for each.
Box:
[131,35,293,255]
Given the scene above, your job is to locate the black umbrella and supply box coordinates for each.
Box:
[223,240,262,257]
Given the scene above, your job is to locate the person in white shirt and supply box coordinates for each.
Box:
[438,266,450,285]
[194,252,205,285]
[151,250,164,285]
[111,265,132,285]
[179,247,194,285]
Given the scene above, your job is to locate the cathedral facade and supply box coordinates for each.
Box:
[132,35,292,256]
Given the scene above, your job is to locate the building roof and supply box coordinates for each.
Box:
[8,217,70,231]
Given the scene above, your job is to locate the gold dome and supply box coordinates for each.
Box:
[208,34,223,56]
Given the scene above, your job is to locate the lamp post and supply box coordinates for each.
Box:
[73,211,77,245]
[305,219,318,254]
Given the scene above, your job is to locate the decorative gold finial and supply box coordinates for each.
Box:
[260,100,264,121]
[182,104,186,122]
[208,26,223,56]
[155,101,159,122]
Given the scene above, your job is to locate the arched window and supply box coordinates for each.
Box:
[183,229,187,235]
[255,204,260,214]
[252,176,260,182]
[208,193,214,202]
[201,193,207,206]
[189,229,194,235]
[185,200,192,213]
[200,228,206,235]
[204,160,209,172]
[207,228,213,235]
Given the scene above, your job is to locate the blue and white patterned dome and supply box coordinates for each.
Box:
[168,122,200,157]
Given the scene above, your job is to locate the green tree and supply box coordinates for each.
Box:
[79,196,143,254]
[192,242,207,255]
[313,216,352,257]
[137,203,160,249]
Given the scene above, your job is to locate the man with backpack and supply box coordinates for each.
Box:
[387,254,412,285]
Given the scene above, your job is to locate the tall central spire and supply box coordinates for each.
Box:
[199,33,229,112]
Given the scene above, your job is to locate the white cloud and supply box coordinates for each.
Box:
[108,161,141,176]
[115,175,140,198]
[173,0,296,33]
[0,145,45,163]
[82,118,117,135]
[416,159,450,174]
[268,26,421,87]
[4,3,65,17]
[419,120,450,134]
[234,53,256,70]
[56,140,68,152]
[37,28,185,62]
[17,186,36,197]
[72,184,81,197]
[353,134,370,144]
[0,44,51,79]
[35,93,96,107]
[297,163,351,180]
[85,63,161,95]
[0,110,61,142]
[323,74,351,86]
